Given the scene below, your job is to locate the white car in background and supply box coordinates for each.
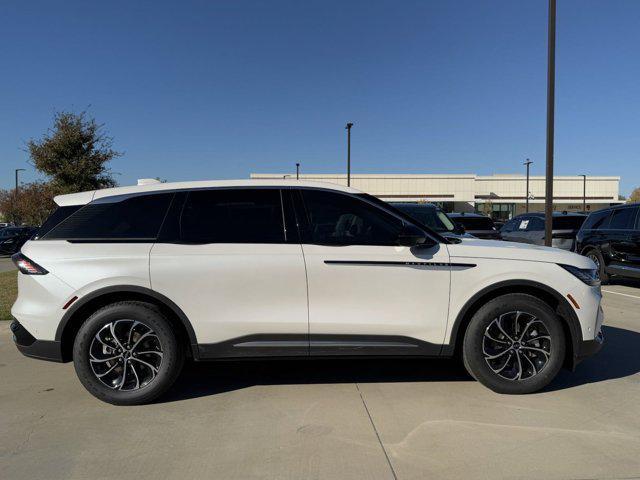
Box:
[11,180,603,405]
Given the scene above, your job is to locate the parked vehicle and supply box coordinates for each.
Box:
[448,213,502,240]
[11,180,603,404]
[0,226,37,255]
[574,203,640,282]
[500,212,587,251]
[389,202,473,239]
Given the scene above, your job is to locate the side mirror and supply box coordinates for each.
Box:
[454,222,465,235]
[397,224,429,247]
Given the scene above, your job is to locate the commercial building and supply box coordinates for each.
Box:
[250,173,622,220]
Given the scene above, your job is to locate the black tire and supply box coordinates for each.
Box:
[462,293,565,394]
[73,301,184,405]
[585,248,609,284]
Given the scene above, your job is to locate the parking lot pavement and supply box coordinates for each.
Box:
[1,286,640,480]
[0,256,15,272]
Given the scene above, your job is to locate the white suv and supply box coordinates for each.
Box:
[11,180,604,405]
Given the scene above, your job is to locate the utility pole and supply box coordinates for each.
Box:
[580,174,586,212]
[345,122,353,187]
[544,0,556,246]
[524,159,533,213]
[296,163,300,180]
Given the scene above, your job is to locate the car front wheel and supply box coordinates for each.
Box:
[462,293,566,394]
[73,301,184,405]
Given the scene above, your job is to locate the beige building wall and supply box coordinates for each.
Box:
[250,173,622,218]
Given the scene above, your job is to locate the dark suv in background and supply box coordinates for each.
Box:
[575,203,640,282]
[447,213,501,240]
[0,226,38,255]
[500,212,586,251]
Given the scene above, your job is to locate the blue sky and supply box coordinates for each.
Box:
[1,0,639,195]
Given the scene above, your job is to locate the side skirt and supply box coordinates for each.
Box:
[197,334,443,360]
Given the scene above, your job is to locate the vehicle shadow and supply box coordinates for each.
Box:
[161,325,640,403]
[546,325,640,391]
[163,357,471,402]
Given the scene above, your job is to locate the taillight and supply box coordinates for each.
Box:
[11,253,48,275]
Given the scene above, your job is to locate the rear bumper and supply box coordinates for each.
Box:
[10,320,64,363]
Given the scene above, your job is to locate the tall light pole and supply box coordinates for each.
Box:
[544,0,556,246]
[345,122,353,187]
[580,174,586,212]
[296,163,300,180]
[14,168,25,226]
[524,159,533,213]
[15,168,25,194]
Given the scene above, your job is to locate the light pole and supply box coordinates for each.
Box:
[544,0,556,246]
[524,159,533,213]
[580,174,586,212]
[296,163,300,180]
[14,168,25,226]
[345,122,353,187]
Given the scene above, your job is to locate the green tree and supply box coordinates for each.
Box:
[0,182,59,226]
[27,111,120,193]
[628,187,640,204]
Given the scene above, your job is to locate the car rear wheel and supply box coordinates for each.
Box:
[73,301,184,405]
[462,293,565,394]
[586,249,609,284]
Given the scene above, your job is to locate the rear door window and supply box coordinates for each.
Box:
[608,207,636,230]
[43,193,173,241]
[179,189,285,244]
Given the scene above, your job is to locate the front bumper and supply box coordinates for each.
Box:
[10,320,64,362]
[574,329,604,366]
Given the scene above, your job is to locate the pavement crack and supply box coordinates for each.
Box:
[355,383,398,480]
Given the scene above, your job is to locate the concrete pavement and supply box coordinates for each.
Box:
[1,284,640,480]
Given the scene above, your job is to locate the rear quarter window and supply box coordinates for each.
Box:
[581,210,611,231]
[42,193,174,240]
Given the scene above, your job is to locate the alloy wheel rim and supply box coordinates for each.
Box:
[89,320,163,391]
[588,254,601,279]
[482,311,551,381]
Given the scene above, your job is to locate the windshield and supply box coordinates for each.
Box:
[391,204,455,232]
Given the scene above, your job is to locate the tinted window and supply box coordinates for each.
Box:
[525,217,545,231]
[552,216,586,230]
[393,204,454,232]
[501,219,518,233]
[34,205,82,239]
[608,207,636,230]
[453,216,495,230]
[43,193,173,240]
[180,189,285,243]
[581,209,611,231]
[301,190,403,245]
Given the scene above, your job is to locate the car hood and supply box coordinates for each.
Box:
[446,238,594,268]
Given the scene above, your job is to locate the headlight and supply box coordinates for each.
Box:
[559,264,600,286]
